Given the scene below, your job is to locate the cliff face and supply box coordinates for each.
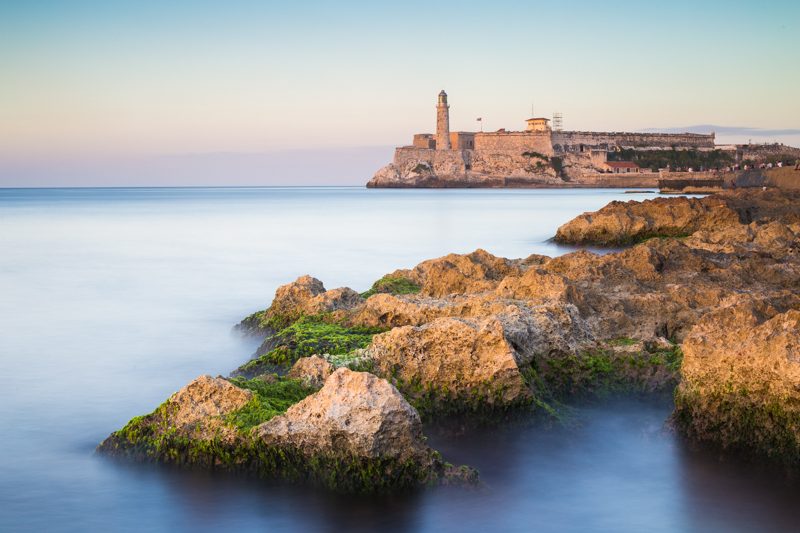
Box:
[368,148,563,188]
[366,147,623,188]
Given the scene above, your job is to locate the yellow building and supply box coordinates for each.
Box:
[525,117,551,132]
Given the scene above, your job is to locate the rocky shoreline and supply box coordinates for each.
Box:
[99,189,800,491]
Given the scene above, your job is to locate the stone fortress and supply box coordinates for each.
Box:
[367,90,798,189]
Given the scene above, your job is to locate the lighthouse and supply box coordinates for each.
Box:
[436,90,451,150]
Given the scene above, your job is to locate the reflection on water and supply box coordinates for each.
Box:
[0,187,797,532]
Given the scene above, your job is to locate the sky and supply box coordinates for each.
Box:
[1,0,799,186]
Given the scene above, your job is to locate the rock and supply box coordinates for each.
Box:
[256,368,432,465]
[239,276,364,335]
[554,195,739,245]
[226,189,800,471]
[494,267,574,303]
[265,275,325,323]
[674,299,800,463]
[412,249,521,297]
[287,356,334,388]
[98,375,253,454]
[99,371,470,492]
[369,316,533,411]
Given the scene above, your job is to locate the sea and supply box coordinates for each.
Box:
[0,187,797,532]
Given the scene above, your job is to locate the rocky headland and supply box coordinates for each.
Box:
[100,189,800,491]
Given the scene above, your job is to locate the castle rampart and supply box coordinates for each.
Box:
[473,131,553,155]
[368,90,798,188]
[551,131,716,153]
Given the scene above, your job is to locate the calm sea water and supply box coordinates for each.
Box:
[0,187,797,532]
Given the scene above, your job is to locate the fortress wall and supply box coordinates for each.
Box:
[552,131,716,152]
[738,144,800,161]
[765,167,800,190]
[412,134,435,149]
[395,147,435,166]
[577,172,661,188]
[474,132,553,155]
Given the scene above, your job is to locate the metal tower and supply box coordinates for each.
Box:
[552,112,563,131]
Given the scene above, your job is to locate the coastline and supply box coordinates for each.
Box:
[99,188,800,491]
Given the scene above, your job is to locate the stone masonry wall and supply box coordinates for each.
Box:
[473,132,553,155]
[552,131,715,152]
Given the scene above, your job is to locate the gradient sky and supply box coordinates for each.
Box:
[1,0,798,185]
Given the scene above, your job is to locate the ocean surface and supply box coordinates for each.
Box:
[0,187,797,532]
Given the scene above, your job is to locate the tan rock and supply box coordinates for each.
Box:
[98,375,253,452]
[555,195,739,245]
[675,298,800,461]
[369,316,532,408]
[166,375,254,430]
[413,249,521,297]
[261,276,363,328]
[287,356,334,388]
[256,368,431,463]
[495,267,574,303]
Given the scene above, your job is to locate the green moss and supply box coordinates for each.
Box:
[237,315,387,374]
[225,376,316,431]
[608,336,638,347]
[104,425,441,493]
[99,377,446,493]
[522,151,550,161]
[674,382,800,465]
[537,343,680,400]
[608,147,734,172]
[237,309,300,335]
[361,275,421,299]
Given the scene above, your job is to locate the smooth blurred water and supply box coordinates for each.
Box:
[0,187,797,532]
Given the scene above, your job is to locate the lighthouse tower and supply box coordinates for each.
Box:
[436,90,451,150]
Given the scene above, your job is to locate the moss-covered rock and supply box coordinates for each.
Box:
[361,275,420,299]
[673,300,800,465]
[98,370,475,492]
[234,315,386,376]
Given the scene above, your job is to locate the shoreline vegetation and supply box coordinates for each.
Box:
[98,188,800,491]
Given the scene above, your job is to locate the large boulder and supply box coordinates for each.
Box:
[98,375,253,455]
[98,370,469,491]
[555,195,739,245]
[368,316,533,411]
[674,299,800,463]
[256,368,432,465]
[239,275,363,334]
[412,249,521,297]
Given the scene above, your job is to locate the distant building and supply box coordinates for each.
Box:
[603,161,640,174]
[525,118,551,132]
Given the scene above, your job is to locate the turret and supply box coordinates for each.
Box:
[436,90,451,150]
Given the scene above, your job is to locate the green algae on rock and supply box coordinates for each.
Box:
[673,299,800,465]
[360,275,421,299]
[234,314,386,377]
[98,369,474,492]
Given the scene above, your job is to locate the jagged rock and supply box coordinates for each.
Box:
[256,368,433,465]
[267,275,326,319]
[412,249,521,297]
[98,375,253,453]
[495,267,574,303]
[554,195,739,245]
[674,298,800,463]
[98,371,470,491]
[369,316,533,410]
[241,276,363,334]
[287,356,334,388]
